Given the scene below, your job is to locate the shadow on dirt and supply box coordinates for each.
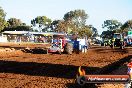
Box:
[22,48,48,54]
[0,60,99,79]
[0,60,99,88]
[94,47,128,54]
[66,55,132,88]
[95,55,132,74]
[66,83,97,88]
[0,55,131,88]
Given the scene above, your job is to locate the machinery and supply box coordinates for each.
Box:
[48,38,73,54]
[112,33,124,49]
[48,33,88,54]
[126,31,132,46]
[75,39,88,53]
[101,38,111,46]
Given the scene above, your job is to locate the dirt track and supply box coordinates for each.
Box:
[0,43,131,88]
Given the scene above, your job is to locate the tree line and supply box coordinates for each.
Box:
[0,6,132,38]
[101,19,132,38]
[0,6,98,38]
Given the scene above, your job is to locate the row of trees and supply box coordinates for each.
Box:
[1,6,131,38]
[102,19,132,32]
[0,7,32,32]
[3,18,32,31]
[0,6,95,38]
[101,19,132,38]
[30,10,95,38]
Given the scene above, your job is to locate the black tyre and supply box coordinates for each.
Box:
[120,43,124,49]
[64,43,73,54]
[58,51,62,55]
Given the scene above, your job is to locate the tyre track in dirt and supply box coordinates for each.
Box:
[94,48,132,88]
[67,55,132,88]
[67,48,131,88]
[0,44,131,88]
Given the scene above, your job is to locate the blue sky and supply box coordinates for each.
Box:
[0,0,132,34]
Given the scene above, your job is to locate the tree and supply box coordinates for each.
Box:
[50,20,73,33]
[31,16,52,32]
[0,7,7,32]
[63,9,92,37]
[78,25,92,38]
[121,19,132,32]
[64,9,88,29]
[102,20,122,31]
[55,20,67,33]
[7,18,23,27]
[50,20,60,31]
[101,30,115,39]
[2,17,32,32]
[49,20,64,32]
[89,25,98,37]
[3,25,32,31]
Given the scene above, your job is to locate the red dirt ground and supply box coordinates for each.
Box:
[0,43,131,88]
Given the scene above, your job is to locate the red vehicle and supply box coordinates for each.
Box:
[48,33,73,54]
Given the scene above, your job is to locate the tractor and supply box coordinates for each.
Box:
[112,33,124,49]
[48,37,73,54]
[48,33,88,54]
[101,38,111,46]
[48,33,74,54]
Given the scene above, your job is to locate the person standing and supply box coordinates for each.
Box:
[124,59,132,88]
